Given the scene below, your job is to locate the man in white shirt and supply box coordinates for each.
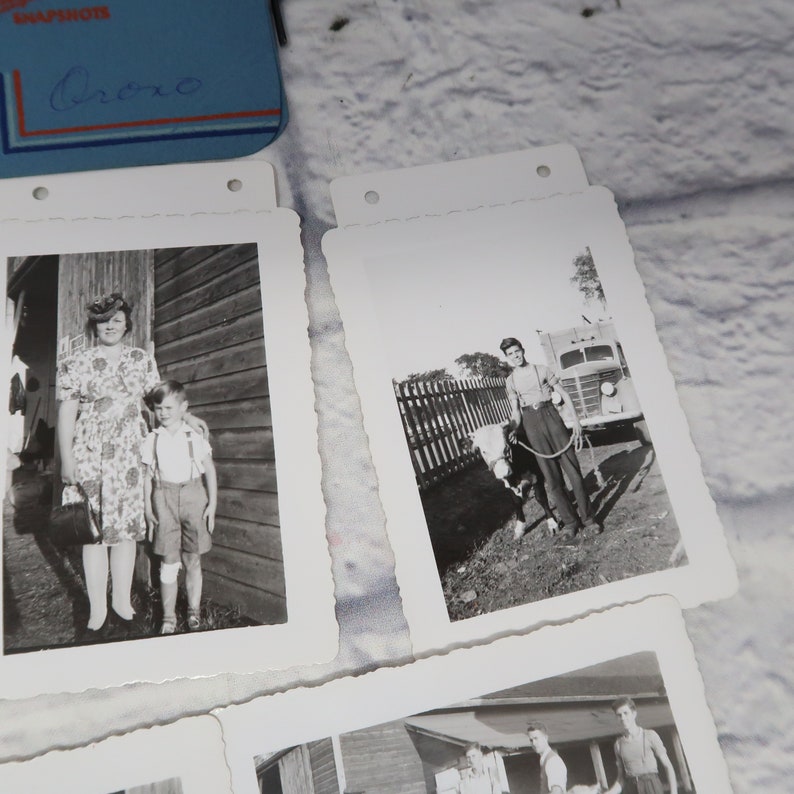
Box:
[527,722,567,794]
[457,744,505,794]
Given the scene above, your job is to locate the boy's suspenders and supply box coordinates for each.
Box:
[152,430,201,483]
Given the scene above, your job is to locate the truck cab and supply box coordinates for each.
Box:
[539,322,650,444]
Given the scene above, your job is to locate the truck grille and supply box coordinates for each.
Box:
[560,370,618,419]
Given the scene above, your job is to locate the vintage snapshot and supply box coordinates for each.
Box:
[0,163,335,696]
[323,150,735,651]
[0,715,232,793]
[218,598,733,793]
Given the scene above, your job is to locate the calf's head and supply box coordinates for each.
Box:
[467,423,513,480]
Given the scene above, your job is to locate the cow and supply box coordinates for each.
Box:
[466,422,560,539]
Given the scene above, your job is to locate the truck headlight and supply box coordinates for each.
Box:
[600,382,616,397]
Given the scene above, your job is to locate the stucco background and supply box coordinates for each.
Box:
[2,2,792,791]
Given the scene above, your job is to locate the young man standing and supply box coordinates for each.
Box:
[500,337,599,540]
[458,744,505,794]
[527,722,567,794]
[604,697,678,794]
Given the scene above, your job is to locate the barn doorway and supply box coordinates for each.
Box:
[6,256,60,488]
[258,764,285,794]
[256,746,314,794]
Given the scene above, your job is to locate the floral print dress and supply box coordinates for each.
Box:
[58,346,160,544]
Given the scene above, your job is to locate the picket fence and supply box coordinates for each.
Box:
[393,377,511,490]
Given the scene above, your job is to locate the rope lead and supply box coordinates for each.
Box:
[516,429,606,488]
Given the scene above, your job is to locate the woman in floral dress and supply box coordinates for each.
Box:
[57,294,205,638]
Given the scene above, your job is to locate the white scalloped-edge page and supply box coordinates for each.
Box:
[330,144,589,227]
[0,162,337,697]
[323,147,736,656]
[0,715,232,793]
[216,597,734,794]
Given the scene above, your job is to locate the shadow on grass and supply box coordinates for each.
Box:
[421,463,525,574]
[422,440,657,578]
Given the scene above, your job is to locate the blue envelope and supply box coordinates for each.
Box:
[0,0,287,177]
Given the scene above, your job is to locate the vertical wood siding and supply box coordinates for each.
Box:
[153,244,286,624]
[340,722,428,794]
[58,250,154,355]
[278,746,315,794]
[308,739,340,794]
[125,778,184,794]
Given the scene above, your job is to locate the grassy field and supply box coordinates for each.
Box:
[420,436,684,621]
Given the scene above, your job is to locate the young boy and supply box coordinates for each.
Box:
[142,380,217,634]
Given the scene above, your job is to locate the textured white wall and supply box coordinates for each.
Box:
[263,3,794,790]
[2,2,792,791]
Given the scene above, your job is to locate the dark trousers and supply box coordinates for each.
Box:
[622,774,664,794]
[520,403,593,528]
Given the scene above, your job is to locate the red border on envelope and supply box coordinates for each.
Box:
[13,69,280,138]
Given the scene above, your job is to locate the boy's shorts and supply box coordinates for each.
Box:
[152,478,211,557]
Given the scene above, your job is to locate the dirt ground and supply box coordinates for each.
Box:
[3,468,252,652]
[421,432,685,621]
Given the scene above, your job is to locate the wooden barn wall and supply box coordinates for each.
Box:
[58,250,154,354]
[340,722,428,794]
[278,746,315,794]
[308,739,340,794]
[125,778,183,794]
[153,244,285,624]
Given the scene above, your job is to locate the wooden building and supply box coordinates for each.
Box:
[6,244,285,624]
[255,653,694,794]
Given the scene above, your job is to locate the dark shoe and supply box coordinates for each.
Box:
[582,517,603,534]
[78,616,110,644]
[555,529,578,545]
[108,609,136,640]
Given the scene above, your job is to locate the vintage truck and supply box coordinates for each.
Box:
[537,321,650,444]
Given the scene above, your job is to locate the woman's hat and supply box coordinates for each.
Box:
[87,293,129,322]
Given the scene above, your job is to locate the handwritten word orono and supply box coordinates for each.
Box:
[49,66,202,112]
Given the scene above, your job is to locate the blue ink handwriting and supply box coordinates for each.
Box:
[50,66,202,111]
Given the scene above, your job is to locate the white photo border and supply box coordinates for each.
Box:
[217,597,734,794]
[323,177,736,655]
[0,715,232,793]
[0,163,337,697]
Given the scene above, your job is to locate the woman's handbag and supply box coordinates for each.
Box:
[48,482,102,547]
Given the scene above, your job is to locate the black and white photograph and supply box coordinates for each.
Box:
[383,245,680,621]
[324,165,735,651]
[254,653,689,794]
[4,244,283,650]
[218,599,732,794]
[0,168,336,696]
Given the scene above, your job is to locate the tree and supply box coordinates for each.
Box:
[400,368,452,383]
[455,352,509,380]
[570,248,606,307]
